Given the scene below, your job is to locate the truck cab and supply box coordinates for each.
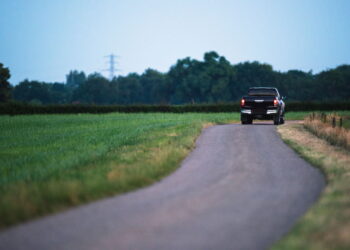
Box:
[240,87,285,125]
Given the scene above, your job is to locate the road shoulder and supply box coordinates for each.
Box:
[273,123,350,250]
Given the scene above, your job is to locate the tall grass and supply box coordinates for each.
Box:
[274,124,350,250]
[304,113,350,151]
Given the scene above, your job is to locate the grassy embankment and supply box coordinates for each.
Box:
[0,113,239,229]
[273,111,350,250]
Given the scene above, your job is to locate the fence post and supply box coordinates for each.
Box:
[339,117,343,128]
[332,117,336,128]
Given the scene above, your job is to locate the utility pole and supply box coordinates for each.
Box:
[104,54,119,80]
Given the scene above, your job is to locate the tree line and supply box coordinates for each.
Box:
[1,51,350,105]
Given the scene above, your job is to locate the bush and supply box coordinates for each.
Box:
[1,101,349,115]
[285,101,350,111]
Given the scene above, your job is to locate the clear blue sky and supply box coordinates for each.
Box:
[1,0,350,84]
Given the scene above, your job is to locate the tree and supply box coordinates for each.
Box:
[13,80,52,104]
[50,83,70,104]
[168,51,235,103]
[0,63,12,102]
[114,73,142,104]
[233,61,277,98]
[278,70,314,101]
[66,70,86,89]
[6,52,350,105]
[316,65,350,101]
[72,73,115,104]
[139,69,170,104]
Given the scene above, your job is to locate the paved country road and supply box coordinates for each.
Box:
[0,123,325,250]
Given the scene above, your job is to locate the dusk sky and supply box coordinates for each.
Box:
[1,0,350,84]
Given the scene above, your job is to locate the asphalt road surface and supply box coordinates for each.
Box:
[0,123,325,250]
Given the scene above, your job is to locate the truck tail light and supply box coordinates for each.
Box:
[273,98,278,106]
[240,99,245,107]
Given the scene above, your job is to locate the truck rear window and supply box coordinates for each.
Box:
[248,89,277,96]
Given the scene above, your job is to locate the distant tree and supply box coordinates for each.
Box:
[277,70,314,101]
[168,51,235,103]
[232,61,277,98]
[316,65,350,101]
[66,70,86,89]
[0,63,12,102]
[204,51,220,63]
[72,73,115,104]
[50,83,70,104]
[8,52,350,105]
[114,73,142,104]
[139,69,170,104]
[204,53,234,102]
[13,80,52,104]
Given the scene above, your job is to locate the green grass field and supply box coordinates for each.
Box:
[0,112,239,228]
[0,111,328,228]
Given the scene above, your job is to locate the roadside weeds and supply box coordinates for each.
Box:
[304,113,350,151]
[273,123,350,250]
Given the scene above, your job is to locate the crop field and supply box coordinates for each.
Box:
[0,111,330,228]
[0,112,239,228]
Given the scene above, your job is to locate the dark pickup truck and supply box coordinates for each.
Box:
[240,87,285,125]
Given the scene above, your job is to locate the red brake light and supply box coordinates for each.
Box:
[273,98,278,106]
[240,99,245,107]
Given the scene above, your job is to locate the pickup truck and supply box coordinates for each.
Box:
[240,87,285,125]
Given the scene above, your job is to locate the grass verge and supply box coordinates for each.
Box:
[273,123,350,250]
[0,113,238,229]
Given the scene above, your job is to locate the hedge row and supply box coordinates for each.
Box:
[285,101,350,111]
[1,102,350,115]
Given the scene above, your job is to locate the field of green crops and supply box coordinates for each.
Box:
[0,111,324,228]
[0,112,239,228]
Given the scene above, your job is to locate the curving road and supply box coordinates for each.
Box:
[0,123,325,250]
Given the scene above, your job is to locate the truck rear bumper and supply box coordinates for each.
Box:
[241,109,277,115]
[241,109,278,120]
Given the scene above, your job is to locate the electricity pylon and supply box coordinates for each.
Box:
[104,54,119,80]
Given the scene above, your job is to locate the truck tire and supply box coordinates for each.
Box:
[241,115,253,125]
[280,116,285,124]
[247,117,253,124]
[273,115,280,125]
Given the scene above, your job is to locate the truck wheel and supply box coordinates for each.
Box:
[247,117,253,124]
[273,115,280,125]
[241,115,252,125]
[280,116,285,124]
